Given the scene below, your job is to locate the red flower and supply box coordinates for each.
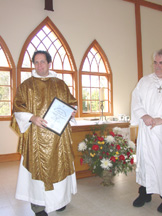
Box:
[97,136,104,141]
[109,131,115,137]
[130,158,134,164]
[106,152,109,156]
[80,158,83,165]
[99,156,103,159]
[102,151,105,154]
[130,149,133,153]
[117,134,123,137]
[119,155,125,161]
[92,144,99,151]
[110,156,116,162]
[116,145,121,150]
[127,151,130,157]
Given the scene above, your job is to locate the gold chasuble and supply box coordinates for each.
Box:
[11,76,77,191]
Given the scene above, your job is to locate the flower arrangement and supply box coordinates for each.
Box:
[78,126,135,179]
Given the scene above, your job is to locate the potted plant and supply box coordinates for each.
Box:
[78,126,135,186]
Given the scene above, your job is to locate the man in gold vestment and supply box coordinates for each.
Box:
[11,50,77,216]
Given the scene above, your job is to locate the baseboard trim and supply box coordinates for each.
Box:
[0,154,95,180]
[0,153,21,163]
[76,169,95,179]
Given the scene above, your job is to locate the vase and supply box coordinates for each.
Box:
[101,170,114,186]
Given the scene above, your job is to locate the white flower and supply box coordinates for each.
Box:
[100,158,113,170]
[105,135,115,143]
[128,140,136,150]
[113,127,122,134]
[78,141,87,151]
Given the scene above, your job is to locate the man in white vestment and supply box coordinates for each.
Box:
[131,49,162,213]
[11,50,78,216]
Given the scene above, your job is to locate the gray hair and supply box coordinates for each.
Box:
[153,49,162,59]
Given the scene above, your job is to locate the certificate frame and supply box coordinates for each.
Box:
[43,97,76,136]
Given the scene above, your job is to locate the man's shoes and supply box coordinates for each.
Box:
[157,203,162,213]
[56,206,66,212]
[133,186,152,207]
[35,210,48,216]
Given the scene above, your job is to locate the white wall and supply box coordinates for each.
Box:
[141,7,162,76]
[147,0,162,5]
[0,122,19,153]
[0,0,162,154]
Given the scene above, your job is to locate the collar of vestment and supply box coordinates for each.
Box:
[32,70,57,78]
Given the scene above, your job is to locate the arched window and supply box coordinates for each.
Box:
[17,17,77,96]
[79,40,113,117]
[0,36,16,120]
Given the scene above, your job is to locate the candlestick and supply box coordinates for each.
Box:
[100,101,106,121]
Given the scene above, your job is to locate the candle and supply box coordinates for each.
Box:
[100,87,105,101]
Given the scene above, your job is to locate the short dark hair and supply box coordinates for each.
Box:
[32,50,52,63]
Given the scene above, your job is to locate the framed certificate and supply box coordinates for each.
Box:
[43,97,76,136]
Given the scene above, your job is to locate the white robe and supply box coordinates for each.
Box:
[14,70,77,213]
[131,73,162,195]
